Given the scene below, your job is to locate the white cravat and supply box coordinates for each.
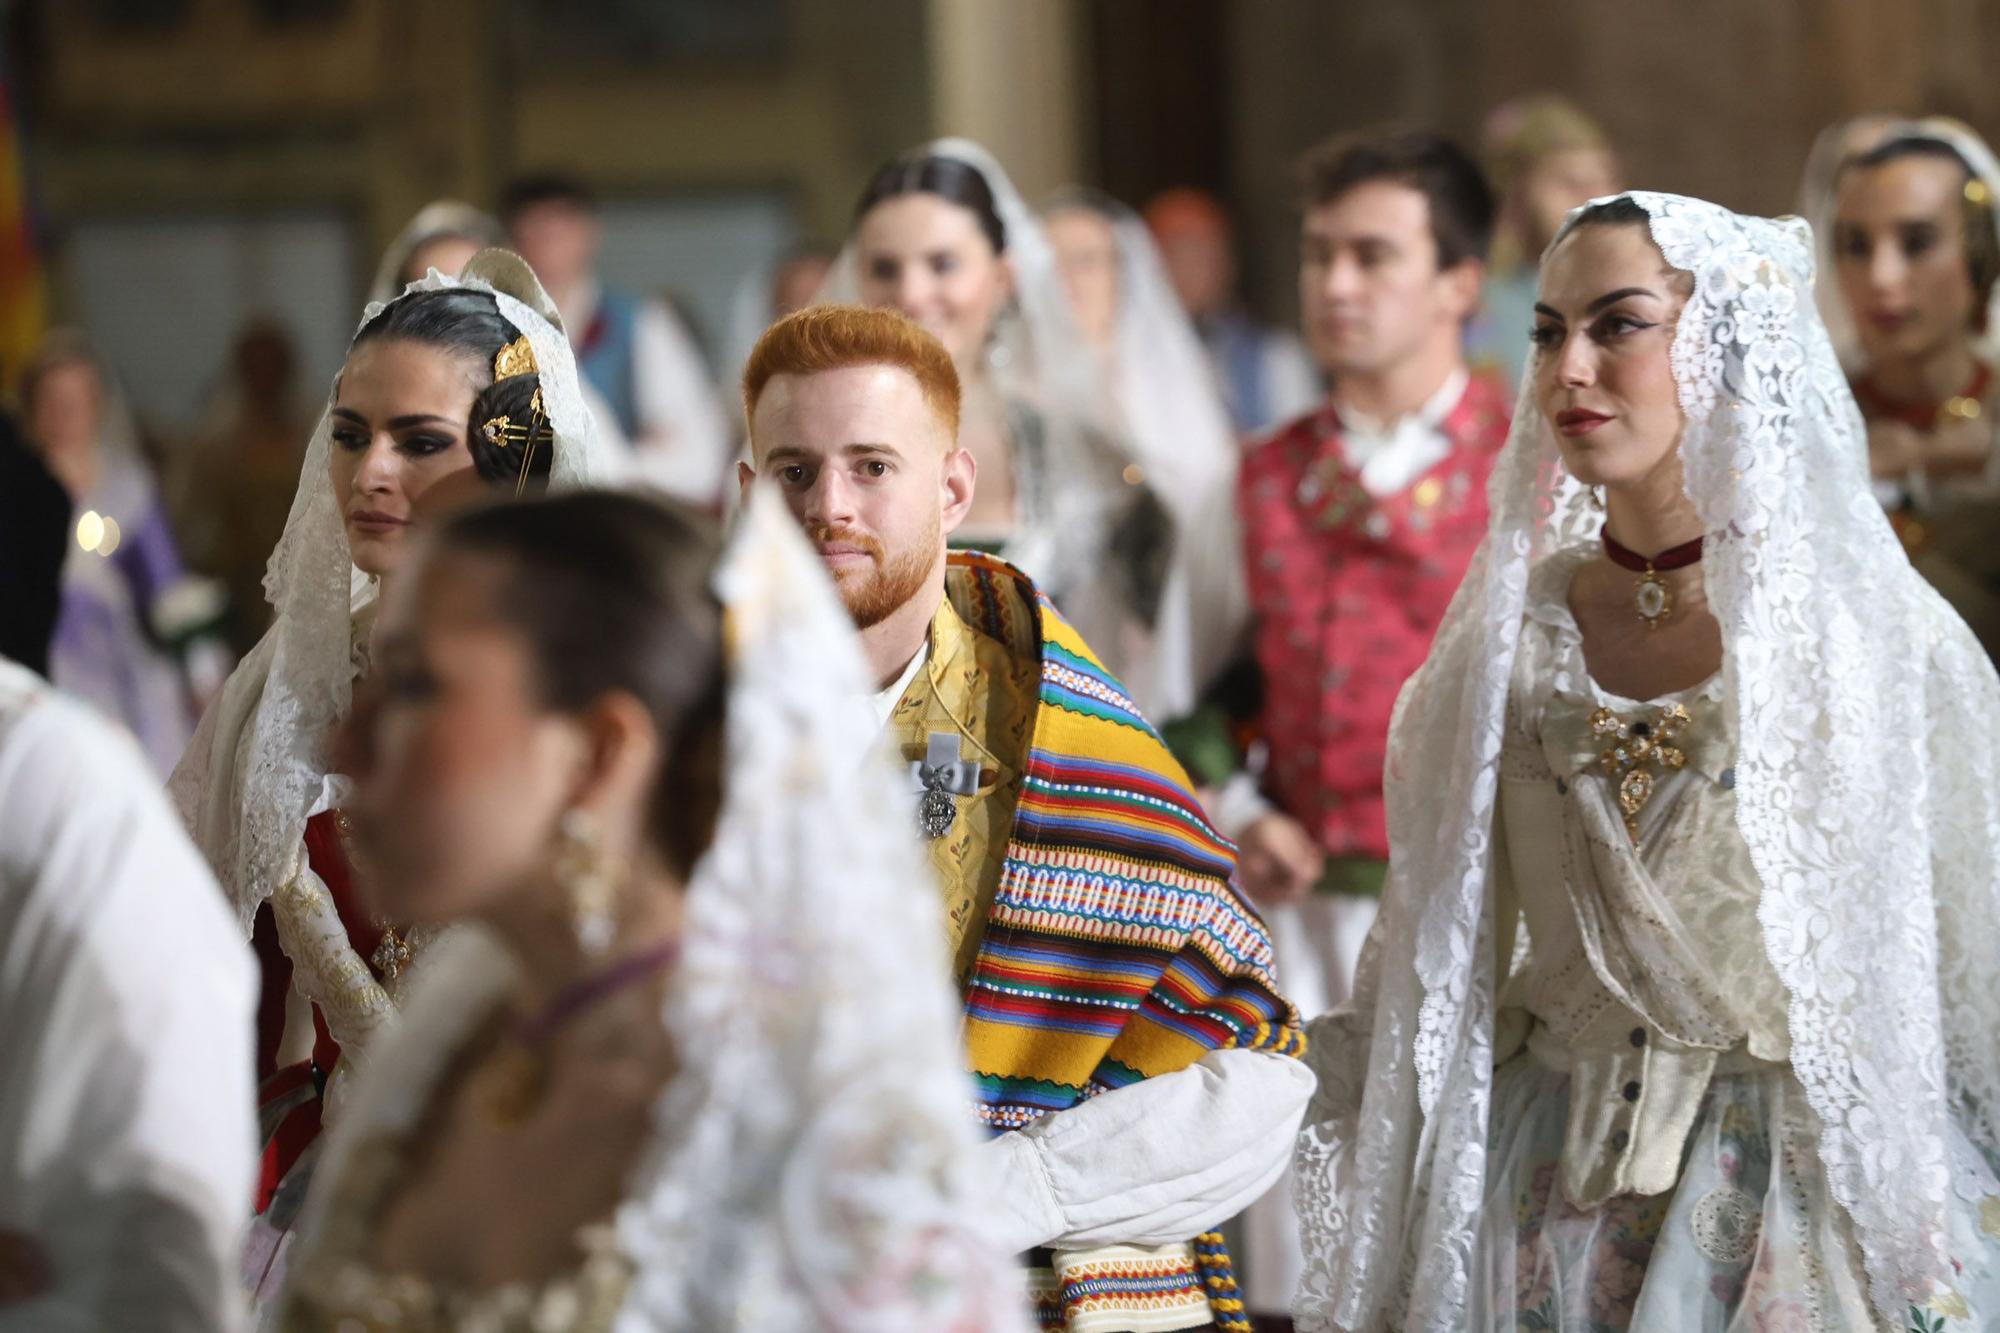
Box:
[1335,366,1468,499]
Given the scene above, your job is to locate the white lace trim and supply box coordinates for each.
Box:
[1293,192,2000,1331]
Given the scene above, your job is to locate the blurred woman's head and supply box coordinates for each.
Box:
[19,332,110,498]
[851,152,1014,369]
[331,286,554,577]
[1833,133,2000,371]
[346,490,726,936]
[1043,198,1122,350]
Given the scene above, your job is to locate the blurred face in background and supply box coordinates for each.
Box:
[746,364,972,628]
[327,339,480,578]
[1155,218,1235,319]
[1834,157,1982,370]
[1531,221,1689,491]
[771,252,832,319]
[1300,179,1481,380]
[400,233,486,289]
[1045,206,1122,349]
[854,194,1012,370]
[1515,146,1621,257]
[507,200,600,299]
[25,358,105,496]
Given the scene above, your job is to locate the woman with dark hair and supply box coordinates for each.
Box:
[1832,119,2000,653]
[274,488,1023,1330]
[169,250,624,1300]
[1293,193,2000,1330]
[821,140,1169,690]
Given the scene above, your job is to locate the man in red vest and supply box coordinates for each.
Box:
[1215,126,1510,1317]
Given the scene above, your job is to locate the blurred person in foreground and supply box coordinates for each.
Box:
[0,488,256,1330]
[0,409,69,675]
[273,487,1024,1330]
[502,174,730,506]
[21,331,222,775]
[1145,186,1321,437]
[742,302,1309,1333]
[1830,117,2000,657]
[1468,94,1622,389]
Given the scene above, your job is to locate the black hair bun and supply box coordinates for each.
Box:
[468,372,555,494]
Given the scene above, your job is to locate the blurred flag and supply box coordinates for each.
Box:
[0,35,43,391]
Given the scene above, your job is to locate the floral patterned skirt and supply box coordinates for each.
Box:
[1468,1056,2000,1333]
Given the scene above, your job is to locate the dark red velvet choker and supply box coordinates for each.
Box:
[1600,530,1705,573]
[1601,530,1703,629]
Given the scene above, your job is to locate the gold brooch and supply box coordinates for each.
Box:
[494,333,537,380]
[1590,703,1690,841]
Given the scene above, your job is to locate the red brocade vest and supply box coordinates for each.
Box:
[1238,374,1509,860]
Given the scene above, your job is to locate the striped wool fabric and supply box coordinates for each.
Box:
[942,553,1301,1333]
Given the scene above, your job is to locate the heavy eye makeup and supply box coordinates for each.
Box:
[329,408,461,458]
[1530,296,1663,352]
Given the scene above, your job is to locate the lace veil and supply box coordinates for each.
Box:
[1292,192,2000,1330]
[1043,188,1247,717]
[171,250,623,936]
[365,200,504,306]
[295,487,1026,1328]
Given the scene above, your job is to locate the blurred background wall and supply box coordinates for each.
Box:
[6,0,1997,440]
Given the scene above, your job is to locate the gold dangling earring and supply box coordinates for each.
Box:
[554,808,624,957]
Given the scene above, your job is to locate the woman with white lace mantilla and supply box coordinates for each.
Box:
[1291,193,2000,1332]
[169,251,624,1301]
[273,488,1022,1330]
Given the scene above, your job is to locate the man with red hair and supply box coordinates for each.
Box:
[741,303,1309,1333]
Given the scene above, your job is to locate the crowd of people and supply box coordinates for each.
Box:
[2,93,1999,1333]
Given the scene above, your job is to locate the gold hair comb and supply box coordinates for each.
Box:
[494,334,537,380]
[480,388,549,497]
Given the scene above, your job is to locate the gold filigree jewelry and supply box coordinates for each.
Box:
[493,333,537,380]
[1591,703,1690,840]
[334,811,414,981]
[554,808,625,956]
[480,388,549,497]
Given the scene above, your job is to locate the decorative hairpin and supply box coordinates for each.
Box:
[1967,178,1993,208]
[494,334,537,381]
[480,388,549,498]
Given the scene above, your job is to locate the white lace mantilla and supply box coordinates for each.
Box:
[290,491,1025,1330]
[170,253,625,1083]
[1292,192,2000,1330]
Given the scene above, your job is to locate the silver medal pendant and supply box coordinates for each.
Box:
[1634,570,1672,629]
[919,783,957,839]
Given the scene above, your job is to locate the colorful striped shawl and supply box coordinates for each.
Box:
[943,553,1298,1331]
[946,552,1302,1123]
